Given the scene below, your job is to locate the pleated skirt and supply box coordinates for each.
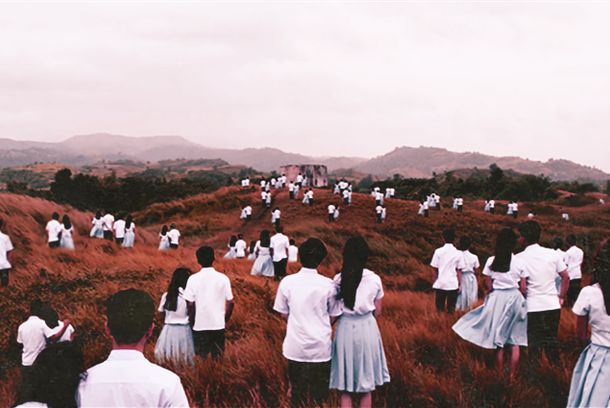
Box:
[154,324,195,366]
[330,312,390,393]
[90,226,104,238]
[122,231,135,248]
[452,288,528,349]
[567,343,610,408]
[224,248,236,259]
[251,254,274,277]
[60,236,75,250]
[456,271,478,311]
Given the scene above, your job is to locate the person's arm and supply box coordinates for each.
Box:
[576,315,589,343]
[373,298,383,318]
[48,320,71,343]
[159,311,166,322]
[225,300,234,323]
[519,277,527,297]
[456,269,462,292]
[558,269,569,306]
[485,276,493,295]
[6,249,12,264]
[187,301,195,327]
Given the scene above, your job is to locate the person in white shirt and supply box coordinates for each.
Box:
[506,201,514,216]
[271,226,290,280]
[244,205,252,221]
[430,229,462,313]
[303,189,314,206]
[455,236,481,311]
[330,236,390,406]
[296,173,304,187]
[484,200,490,213]
[90,211,104,239]
[265,191,272,208]
[342,189,350,205]
[434,193,441,210]
[45,213,62,249]
[453,228,528,379]
[457,196,464,213]
[452,197,459,210]
[112,215,126,245]
[272,207,281,227]
[260,179,267,191]
[327,204,336,223]
[40,304,76,343]
[240,206,248,221]
[489,199,496,214]
[375,205,383,224]
[333,183,340,195]
[247,240,257,261]
[527,212,535,220]
[102,212,114,241]
[375,191,384,207]
[155,268,195,366]
[261,190,268,207]
[270,177,277,189]
[78,289,189,406]
[562,212,571,222]
[288,239,298,263]
[288,182,296,199]
[565,234,585,307]
[515,221,569,362]
[184,246,234,359]
[334,205,340,221]
[381,205,387,222]
[0,218,14,287]
[159,225,171,251]
[567,240,610,407]
[235,234,247,258]
[553,237,566,293]
[418,201,426,217]
[120,215,136,248]
[251,230,274,277]
[511,202,519,218]
[273,238,342,408]
[168,224,181,249]
[224,235,237,259]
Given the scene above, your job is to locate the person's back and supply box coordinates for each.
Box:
[565,244,584,280]
[516,243,566,311]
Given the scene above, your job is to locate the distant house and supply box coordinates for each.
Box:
[280,164,328,187]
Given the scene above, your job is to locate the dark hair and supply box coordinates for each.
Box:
[298,238,327,268]
[0,218,4,229]
[553,237,564,250]
[518,221,541,245]
[490,228,517,273]
[30,299,44,317]
[95,211,101,219]
[62,215,72,230]
[105,289,154,345]
[52,212,60,220]
[260,230,271,247]
[249,240,257,253]
[196,246,215,267]
[592,239,610,316]
[170,223,176,229]
[442,229,455,243]
[275,225,283,234]
[229,235,237,247]
[14,342,83,408]
[238,233,243,239]
[289,239,295,245]
[458,236,472,251]
[337,236,369,310]
[160,225,168,236]
[566,234,577,246]
[164,268,191,312]
[125,215,133,230]
[39,303,60,329]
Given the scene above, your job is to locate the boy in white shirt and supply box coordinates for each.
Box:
[113,215,126,245]
[45,213,62,249]
[235,234,247,259]
[288,182,296,199]
[273,238,341,408]
[565,234,585,307]
[457,196,464,213]
[244,205,252,221]
[327,204,336,223]
[102,212,115,241]
[381,205,387,222]
[489,199,496,214]
[430,229,462,313]
[271,226,290,280]
[184,247,234,359]
[78,289,189,406]
[0,218,14,287]
[272,207,281,227]
[375,205,383,224]
[168,224,181,249]
[342,189,350,205]
[288,239,298,263]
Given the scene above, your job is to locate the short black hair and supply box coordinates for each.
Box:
[0,218,4,229]
[566,234,577,246]
[518,221,541,245]
[289,239,295,245]
[275,225,283,234]
[29,299,44,317]
[196,246,215,267]
[299,238,328,268]
[458,236,472,251]
[442,229,455,243]
[105,289,154,345]
[52,212,60,220]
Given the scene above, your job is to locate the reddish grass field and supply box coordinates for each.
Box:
[1,187,609,407]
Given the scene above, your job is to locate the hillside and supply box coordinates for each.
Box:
[1,188,609,407]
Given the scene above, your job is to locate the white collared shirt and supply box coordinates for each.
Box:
[482,256,528,290]
[333,269,383,316]
[17,316,60,366]
[159,289,189,325]
[0,231,14,269]
[102,214,114,231]
[77,350,189,407]
[515,243,567,312]
[273,268,342,362]
[113,219,126,238]
[430,243,462,290]
[573,283,610,347]
[235,239,247,258]
[288,245,298,262]
[270,233,289,262]
[565,245,584,280]
[45,220,62,242]
[168,229,180,245]
[327,204,336,214]
[183,267,233,331]
[459,250,480,273]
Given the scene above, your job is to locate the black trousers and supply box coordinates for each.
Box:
[1,268,10,287]
[328,214,334,222]
[289,191,295,199]
[193,329,225,359]
[566,279,582,307]
[490,208,495,214]
[527,309,560,363]
[103,231,113,240]
[287,360,330,408]
[170,243,179,250]
[435,289,458,313]
[457,205,463,212]
[115,237,124,245]
[513,211,519,219]
[48,240,60,249]
[274,258,288,280]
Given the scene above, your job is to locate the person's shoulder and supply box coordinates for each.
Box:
[145,360,183,384]
[580,284,599,298]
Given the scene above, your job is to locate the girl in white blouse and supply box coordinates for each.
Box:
[89,211,104,239]
[60,215,75,250]
[121,215,136,248]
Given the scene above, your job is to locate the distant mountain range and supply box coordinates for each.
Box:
[0,133,607,181]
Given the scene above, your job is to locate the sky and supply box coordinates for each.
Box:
[1,1,609,171]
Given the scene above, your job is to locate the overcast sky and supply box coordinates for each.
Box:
[1,2,609,171]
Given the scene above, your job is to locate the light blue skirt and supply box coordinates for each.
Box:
[567,343,610,407]
[154,323,195,366]
[90,226,104,238]
[456,271,478,311]
[330,312,390,393]
[60,236,75,250]
[251,254,274,277]
[122,231,135,248]
[224,247,236,259]
[452,288,527,349]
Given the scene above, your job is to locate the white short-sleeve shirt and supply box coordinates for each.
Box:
[45,220,62,242]
[327,205,336,214]
[333,269,384,316]
[158,289,190,325]
[17,316,61,366]
[113,219,126,239]
[565,245,584,280]
[77,350,189,407]
[288,245,298,262]
[183,267,233,331]
[572,284,610,347]
[168,229,180,245]
[235,239,247,258]
[270,233,289,262]
[0,231,14,269]
[273,268,342,362]
[482,256,528,290]
[459,250,480,273]
[102,214,114,231]
[515,243,567,312]
[430,243,462,290]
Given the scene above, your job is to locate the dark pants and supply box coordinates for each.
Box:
[48,240,60,249]
[527,309,560,363]
[193,329,225,359]
[458,205,463,212]
[424,209,429,217]
[344,198,349,205]
[490,208,495,214]
[566,279,582,307]
[274,258,288,280]
[376,214,382,224]
[1,268,10,287]
[513,211,519,219]
[435,289,458,313]
[290,191,295,199]
[246,215,252,221]
[170,243,179,250]
[103,231,113,240]
[20,365,35,398]
[376,200,381,206]
[275,219,281,228]
[328,214,334,222]
[115,237,124,245]
[287,360,330,408]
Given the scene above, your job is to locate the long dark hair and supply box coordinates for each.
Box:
[337,236,369,310]
[62,215,72,230]
[260,230,270,247]
[164,268,191,312]
[39,303,60,329]
[490,228,517,273]
[249,240,257,253]
[95,211,101,220]
[160,225,168,236]
[229,235,237,247]
[592,239,610,316]
[125,215,133,229]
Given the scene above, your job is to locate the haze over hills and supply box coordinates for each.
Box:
[0,133,607,181]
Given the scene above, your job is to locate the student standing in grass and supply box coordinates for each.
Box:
[224,235,237,259]
[251,230,274,277]
[59,215,75,250]
[168,224,181,250]
[430,229,462,313]
[565,234,585,307]
[235,234,247,259]
[102,211,114,241]
[45,213,62,249]
[90,211,104,238]
[159,225,171,251]
[113,214,126,245]
[121,215,136,248]
[271,226,290,280]
[0,218,14,287]
[455,236,480,311]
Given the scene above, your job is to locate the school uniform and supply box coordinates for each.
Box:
[168,228,181,249]
[489,200,495,213]
[343,189,350,205]
[261,191,268,207]
[102,214,114,240]
[235,239,247,258]
[563,213,571,221]
[113,219,126,245]
[296,175,303,187]
[330,270,390,393]
[567,284,610,407]
[90,217,104,238]
[60,225,75,250]
[273,267,342,408]
[457,197,464,212]
[455,250,480,310]
[183,267,233,358]
[375,192,384,206]
[430,243,462,313]
[484,201,490,212]
[327,205,336,222]
[272,209,281,226]
[224,244,237,259]
[271,232,289,279]
[154,289,195,366]
[418,203,425,216]
[17,316,62,367]
[375,205,383,224]
[289,183,296,199]
[288,245,299,263]
[515,243,567,361]
[512,203,519,218]
[0,231,14,287]
[565,245,584,307]
[434,194,441,210]
[77,349,189,407]
[121,223,135,248]
[265,193,272,208]
[333,208,340,221]
[240,208,248,220]
[453,256,529,348]
[245,206,252,221]
[381,207,386,221]
[158,233,170,250]
[423,201,429,217]
[45,219,62,248]
[56,320,75,342]
[453,198,459,210]
[251,241,274,277]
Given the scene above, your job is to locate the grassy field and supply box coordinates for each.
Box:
[1,187,609,407]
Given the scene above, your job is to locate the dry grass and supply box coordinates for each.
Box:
[0,188,608,407]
